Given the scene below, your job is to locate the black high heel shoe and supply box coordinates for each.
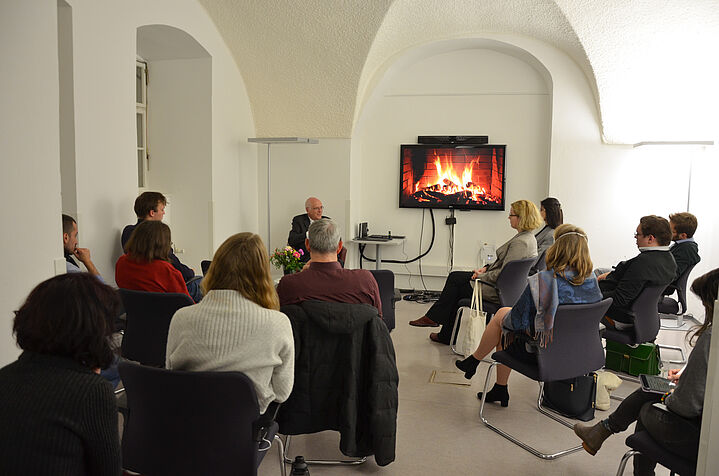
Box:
[477,383,509,407]
[455,355,480,379]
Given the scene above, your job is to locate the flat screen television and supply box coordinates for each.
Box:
[399,144,506,210]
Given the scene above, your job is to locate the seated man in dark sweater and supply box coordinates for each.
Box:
[287,196,327,265]
[277,218,382,317]
[121,191,202,301]
[597,215,676,327]
[666,212,700,291]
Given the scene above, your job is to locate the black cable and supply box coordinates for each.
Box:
[359,208,436,266]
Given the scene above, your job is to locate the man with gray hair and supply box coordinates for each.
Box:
[277,218,382,317]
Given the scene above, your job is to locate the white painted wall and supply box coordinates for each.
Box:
[58,1,77,218]
[0,0,64,364]
[260,139,351,276]
[352,46,552,289]
[147,58,213,272]
[0,0,256,367]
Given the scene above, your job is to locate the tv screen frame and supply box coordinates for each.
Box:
[399,143,507,211]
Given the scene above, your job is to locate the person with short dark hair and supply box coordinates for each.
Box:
[530,197,564,274]
[121,191,201,301]
[62,214,103,281]
[0,273,121,475]
[116,220,192,299]
[667,212,700,284]
[597,215,676,327]
[277,218,382,316]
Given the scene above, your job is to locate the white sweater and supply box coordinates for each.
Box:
[166,289,295,413]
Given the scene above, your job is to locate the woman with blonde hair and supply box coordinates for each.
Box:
[454,224,603,407]
[166,233,294,414]
[410,199,543,344]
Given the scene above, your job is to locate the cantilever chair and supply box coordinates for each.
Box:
[119,289,194,367]
[201,259,212,275]
[119,362,286,476]
[451,256,535,355]
[615,405,699,476]
[369,269,400,332]
[659,263,698,330]
[478,298,613,460]
[602,284,686,367]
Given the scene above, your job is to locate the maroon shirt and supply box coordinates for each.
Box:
[277,261,382,317]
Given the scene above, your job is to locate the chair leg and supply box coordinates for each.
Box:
[535,383,574,429]
[450,312,463,356]
[615,449,640,476]
[273,434,287,476]
[656,344,686,365]
[660,312,687,330]
[282,434,367,466]
[478,361,584,460]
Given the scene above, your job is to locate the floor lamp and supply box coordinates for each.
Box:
[248,137,319,253]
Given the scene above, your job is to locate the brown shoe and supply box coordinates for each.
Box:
[573,422,612,456]
[409,316,439,327]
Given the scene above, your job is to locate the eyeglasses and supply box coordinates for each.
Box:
[508,214,518,217]
[311,206,324,211]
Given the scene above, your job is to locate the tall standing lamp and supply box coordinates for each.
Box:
[248,137,319,252]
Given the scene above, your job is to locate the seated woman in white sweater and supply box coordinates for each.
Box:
[166,233,294,414]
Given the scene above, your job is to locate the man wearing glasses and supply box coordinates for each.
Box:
[597,215,676,328]
[288,197,328,264]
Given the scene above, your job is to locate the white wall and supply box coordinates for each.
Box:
[0,0,256,367]
[261,139,351,276]
[0,0,64,364]
[58,0,77,218]
[352,46,552,289]
[148,58,213,271]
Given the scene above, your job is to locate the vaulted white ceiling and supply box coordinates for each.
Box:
[198,0,719,144]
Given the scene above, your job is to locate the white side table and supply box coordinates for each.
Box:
[351,238,405,270]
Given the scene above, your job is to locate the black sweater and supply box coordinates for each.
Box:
[0,352,121,476]
[669,240,700,283]
[600,249,676,323]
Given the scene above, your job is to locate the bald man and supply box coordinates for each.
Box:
[288,197,327,263]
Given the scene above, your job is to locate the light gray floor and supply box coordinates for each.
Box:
[259,298,692,475]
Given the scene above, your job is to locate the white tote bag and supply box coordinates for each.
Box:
[455,280,487,357]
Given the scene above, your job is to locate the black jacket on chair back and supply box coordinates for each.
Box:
[277,300,399,466]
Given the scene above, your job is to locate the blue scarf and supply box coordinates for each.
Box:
[506,269,602,347]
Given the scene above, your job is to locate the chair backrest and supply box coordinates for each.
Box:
[631,284,667,343]
[119,362,262,476]
[494,257,537,307]
[674,263,698,314]
[119,289,194,367]
[201,260,211,275]
[369,269,396,331]
[531,249,548,274]
[537,298,613,381]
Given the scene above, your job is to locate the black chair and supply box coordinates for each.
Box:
[530,248,548,275]
[478,298,613,459]
[201,259,212,275]
[119,289,194,367]
[602,284,686,366]
[659,263,698,329]
[451,257,536,355]
[615,430,697,476]
[119,361,285,476]
[369,269,399,331]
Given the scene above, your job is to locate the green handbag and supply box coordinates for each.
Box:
[605,341,661,376]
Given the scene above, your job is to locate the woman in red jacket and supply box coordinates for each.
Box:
[116,220,192,299]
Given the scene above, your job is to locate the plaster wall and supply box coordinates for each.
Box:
[352,46,551,289]
[0,0,64,364]
[147,58,213,271]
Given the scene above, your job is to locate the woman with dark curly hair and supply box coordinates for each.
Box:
[0,273,121,475]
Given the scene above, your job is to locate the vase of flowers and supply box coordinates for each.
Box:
[270,246,305,273]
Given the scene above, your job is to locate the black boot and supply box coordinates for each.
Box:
[477,383,509,407]
[455,355,480,379]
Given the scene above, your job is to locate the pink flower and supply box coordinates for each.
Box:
[299,249,304,255]
[293,252,300,258]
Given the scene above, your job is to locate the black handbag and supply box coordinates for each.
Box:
[541,373,597,422]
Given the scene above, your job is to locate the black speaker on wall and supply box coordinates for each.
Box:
[417,135,489,145]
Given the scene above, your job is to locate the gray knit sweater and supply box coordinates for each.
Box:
[166,289,295,413]
[665,327,711,419]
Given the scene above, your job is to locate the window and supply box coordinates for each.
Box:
[136,60,148,188]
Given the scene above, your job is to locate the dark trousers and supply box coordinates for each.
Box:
[425,271,474,343]
[607,389,700,475]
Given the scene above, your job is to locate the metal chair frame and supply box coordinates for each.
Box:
[281,435,367,466]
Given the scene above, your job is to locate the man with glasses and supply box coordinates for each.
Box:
[288,197,328,264]
[597,215,676,328]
